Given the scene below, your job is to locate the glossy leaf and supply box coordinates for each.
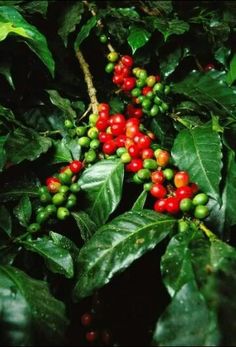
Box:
[0,6,54,75]
[47,90,77,120]
[153,281,219,346]
[5,127,52,165]
[226,54,236,86]
[214,46,231,66]
[150,17,189,41]
[0,135,8,171]
[0,265,68,345]
[21,1,48,17]
[109,96,125,114]
[21,237,74,278]
[161,230,198,297]
[132,190,147,211]
[172,71,236,116]
[221,150,236,227]
[51,139,73,164]
[58,2,84,46]
[160,47,189,78]
[78,159,124,227]
[49,231,80,260]
[74,210,175,300]
[128,26,151,54]
[74,16,97,51]
[13,195,32,227]
[0,205,12,236]
[172,126,222,201]
[72,211,97,242]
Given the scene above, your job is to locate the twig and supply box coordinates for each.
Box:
[138,0,161,16]
[76,49,99,114]
[39,130,61,136]
[83,0,115,52]
[78,103,92,122]
[194,56,204,72]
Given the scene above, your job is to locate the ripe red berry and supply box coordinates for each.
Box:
[98,132,113,143]
[114,63,124,75]
[46,177,60,186]
[110,123,125,136]
[126,159,143,172]
[70,160,83,173]
[190,182,199,194]
[59,165,70,173]
[110,113,126,126]
[98,110,109,120]
[175,186,193,200]
[121,55,134,67]
[98,103,110,113]
[204,63,215,72]
[156,150,170,167]
[150,183,167,199]
[142,86,152,96]
[96,118,109,132]
[141,148,154,160]
[86,330,98,343]
[81,312,93,327]
[115,134,127,147]
[137,135,151,150]
[174,171,190,188]
[101,329,112,345]
[165,197,180,214]
[102,140,117,155]
[128,144,140,158]
[151,171,165,184]
[126,124,140,139]
[113,74,124,85]
[154,198,166,213]
[126,118,140,127]
[122,77,136,91]
[133,108,143,118]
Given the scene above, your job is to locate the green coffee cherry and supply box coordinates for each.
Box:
[52,193,66,206]
[85,149,97,163]
[107,51,119,62]
[40,192,51,204]
[150,105,159,117]
[36,210,49,224]
[137,168,151,180]
[143,159,157,170]
[90,139,100,150]
[143,182,152,191]
[163,168,174,180]
[76,126,87,137]
[27,223,41,233]
[153,83,164,94]
[58,172,72,185]
[89,114,99,126]
[121,152,131,163]
[45,204,57,215]
[194,205,209,219]
[59,185,70,194]
[78,136,90,148]
[131,88,141,97]
[116,147,127,157]
[57,207,70,220]
[38,186,48,195]
[99,34,108,43]
[105,62,114,73]
[70,182,80,193]
[180,198,193,212]
[64,119,73,129]
[87,127,99,139]
[178,220,189,233]
[133,173,144,184]
[192,193,209,206]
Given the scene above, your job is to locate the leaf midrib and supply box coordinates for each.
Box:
[78,217,174,284]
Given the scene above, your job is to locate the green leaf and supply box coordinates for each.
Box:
[0,135,8,171]
[13,195,32,227]
[51,139,73,164]
[21,237,74,278]
[226,54,236,86]
[151,17,189,41]
[222,150,236,227]
[0,265,68,345]
[132,190,147,211]
[105,7,140,20]
[172,126,222,201]
[74,210,175,300]
[0,62,15,89]
[0,173,39,202]
[5,127,52,165]
[109,96,125,114]
[214,46,231,66]
[0,6,54,76]
[150,117,175,149]
[161,230,197,297]
[21,1,48,17]
[172,71,236,116]
[128,26,151,54]
[72,211,97,242]
[49,231,80,260]
[152,281,220,346]
[58,2,84,46]
[78,159,124,227]
[74,16,97,51]
[0,205,12,236]
[46,89,77,120]
[160,47,190,78]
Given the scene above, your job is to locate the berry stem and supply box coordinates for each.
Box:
[78,104,92,122]
[198,221,218,240]
[75,49,99,114]
[194,56,204,72]
[39,130,61,136]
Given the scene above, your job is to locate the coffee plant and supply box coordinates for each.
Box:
[0,1,236,346]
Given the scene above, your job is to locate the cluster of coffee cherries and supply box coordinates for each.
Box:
[80,311,112,345]
[27,160,83,234]
[105,52,170,117]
